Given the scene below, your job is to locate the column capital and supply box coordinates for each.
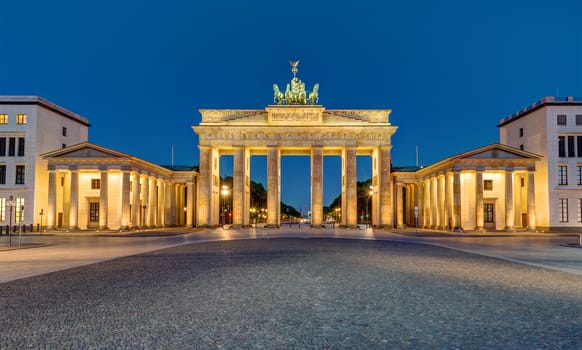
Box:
[69,165,78,171]
[527,165,536,172]
[48,164,56,171]
[475,166,485,172]
[505,166,514,172]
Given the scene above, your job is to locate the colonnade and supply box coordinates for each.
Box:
[197,145,394,228]
[395,167,537,231]
[46,165,195,230]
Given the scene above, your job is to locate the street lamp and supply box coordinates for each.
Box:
[335,207,341,226]
[142,205,147,230]
[221,185,229,226]
[250,208,256,225]
[367,186,373,228]
[7,195,15,247]
[39,208,44,235]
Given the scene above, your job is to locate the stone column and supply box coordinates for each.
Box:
[423,179,430,228]
[527,167,536,230]
[233,146,247,227]
[430,176,438,228]
[267,146,280,227]
[505,167,514,230]
[311,146,324,226]
[444,173,452,230]
[131,172,140,228]
[396,183,404,228]
[150,177,158,227]
[99,167,108,229]
[47,167,57,229]
[69,166,79,229]
[187,180,194,227]
[121,169,131,229]
[475,167,484,230]
[197,146,211,227]
[378,146,392,227]
[453,171,461,229]
[437,174,445,230]
[159,179,166,227]
[417,183,424,228]
[142,174,150,227]
[341,147,357,227]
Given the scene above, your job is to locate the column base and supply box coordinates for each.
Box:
[98,226,109,230]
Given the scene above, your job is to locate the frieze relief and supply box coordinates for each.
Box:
[199,130,389,143]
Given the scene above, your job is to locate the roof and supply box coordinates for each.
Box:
[497,96,582,127]
[0,96,90,127]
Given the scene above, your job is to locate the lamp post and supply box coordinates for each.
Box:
[367,186,373,228]
[142,205,147,231]
[335,207,341,227]
[7,195,15,247]
[221,185,229,227]
[39,208,44,236]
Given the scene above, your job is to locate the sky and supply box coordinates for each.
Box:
[1,0,581,212]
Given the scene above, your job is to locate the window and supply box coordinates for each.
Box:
[558,165,568,185]
[577,115,582,125]
[558,136,566,157]
[0,137,5,157]
[557,115,567,125]
[0,198,4,221]
[91,178,101,189]
[519,128,523,137]
[15,165,24,184]
[578,166,582,185]
[17,137,24,157]
[484,179,493,191]
[8,137,15,157]
[521,178,525,187]
[578,137,582,158]
[568,136,576,157]
[579,199,582,222]
[62,127,67,136]
[61,177,65,186]
[0,165,5,184]
[89,202,99,222]
[16,114,27,124]
[15,197,24,222]
[519,144,524,150]
[559,198,568,222]
[0,114,7,124]
[62,144,66,149]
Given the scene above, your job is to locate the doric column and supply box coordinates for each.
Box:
[475,167,484,230]
[267,146,280,226]
[444,173,452,229]
[311,146,323,226]
[47,167,57,229]
[159,179,166,227]
[131,171,140,228]
[527,167,536,230]
[417,183,424,228]
[342,146,357,227]
[187,180,194,227]
[430,176,438,228]
[505,167,515,230]
[423,178,430,228]
[99,166,108,229]
[150,176,158,227]
[121,169,131,229]
[69,166,79,229]
[197,146,212,226]
[437,174,445,230]
[378,146,392,227]
[167,182,175,226]
[233,146,249,227]
[453,171,461,229]
[396,183,404,228]
[142,174,150,227]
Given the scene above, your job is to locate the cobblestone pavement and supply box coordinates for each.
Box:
[1,238,581,349]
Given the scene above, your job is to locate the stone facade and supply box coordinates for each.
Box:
[499,96,582,231]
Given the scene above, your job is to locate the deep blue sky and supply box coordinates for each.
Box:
[1,0,581,211]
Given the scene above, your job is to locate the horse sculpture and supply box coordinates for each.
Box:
[308,83,319,104]
[273,84,284,104]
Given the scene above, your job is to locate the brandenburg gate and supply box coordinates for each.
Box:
[193,62,398,228]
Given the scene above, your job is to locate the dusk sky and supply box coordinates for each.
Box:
[1,0,581,212]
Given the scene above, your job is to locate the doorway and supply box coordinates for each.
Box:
[484,201,495,229]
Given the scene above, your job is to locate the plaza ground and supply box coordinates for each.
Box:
[0,228,581,348]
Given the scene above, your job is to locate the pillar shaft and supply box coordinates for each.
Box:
[311,146,323,226]
[267,146,280,226]
[197,146,212,226]
[475,169,484,229]
[527,170,536,230]
[378,146,392,227]
[233,146,249,227]
[142,175,150,227]
[396,183,404,228]
[69,168,79,229]
[453,172,461,229]
[131,172,140,227]
[99,168,108,229]
[187,181,194,227]
[121,170,131,229]
[342,147,357,227]
[437,175,445,230]
[47,169,56,229]
[505,169,514,230]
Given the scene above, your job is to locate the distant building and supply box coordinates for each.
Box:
[0,96,89,228]
[498,96,582,231]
